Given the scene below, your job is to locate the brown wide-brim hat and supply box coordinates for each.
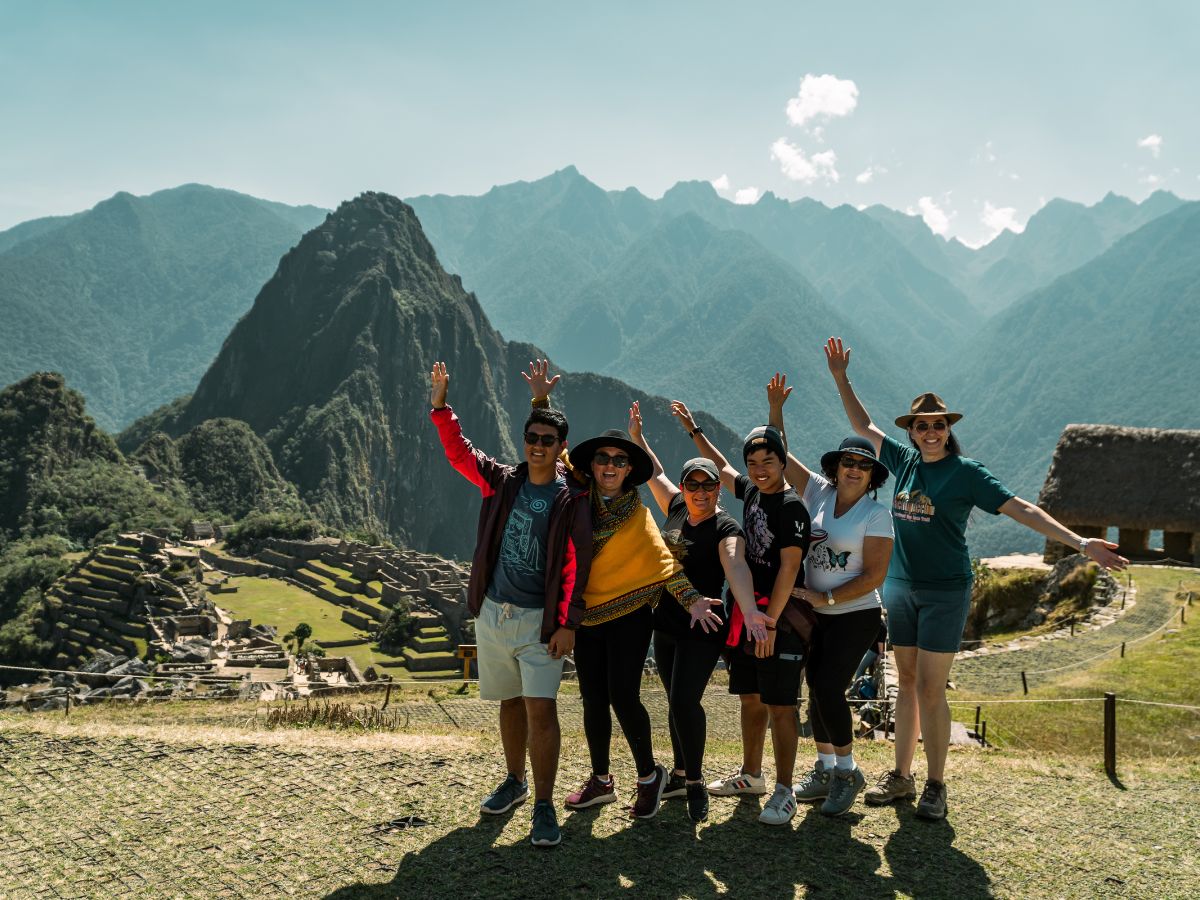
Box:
[894,392,964,430]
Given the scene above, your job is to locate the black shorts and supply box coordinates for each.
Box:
[727,628,807,706]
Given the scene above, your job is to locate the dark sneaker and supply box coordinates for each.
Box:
[662,771,688,799]
[480,774,528,815]
[530,799,561,847]
[564,775,617,810]
[864,768,917,806]
[821,766,867,817]
[758,783,797,825]
[793,761,832,802]
[686,781,709,823]
[916,779,948,820]
[630,764,667,819]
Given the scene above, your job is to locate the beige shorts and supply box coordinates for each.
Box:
[474,597,564,701]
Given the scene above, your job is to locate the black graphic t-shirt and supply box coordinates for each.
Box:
[654,494,743,642]
[734,474,811,598]
[487,475,565,608]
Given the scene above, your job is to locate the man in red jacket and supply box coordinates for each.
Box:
[429,359,591,848]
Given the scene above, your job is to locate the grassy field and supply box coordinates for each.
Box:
[212,576,407,673]
[950,568,1199,758]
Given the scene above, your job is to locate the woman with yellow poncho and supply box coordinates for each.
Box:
[561,428,723,821]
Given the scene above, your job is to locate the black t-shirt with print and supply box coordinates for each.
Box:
[734,474,811,598]
[654,493,743,642]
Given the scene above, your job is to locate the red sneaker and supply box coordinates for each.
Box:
[565,774,617,809]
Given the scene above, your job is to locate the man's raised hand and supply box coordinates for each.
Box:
[430,361,449,409]
[521,358,561,402]
[824,337,851,380]
[767,372,793,411]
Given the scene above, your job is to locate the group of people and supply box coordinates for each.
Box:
[429,337,1128,849]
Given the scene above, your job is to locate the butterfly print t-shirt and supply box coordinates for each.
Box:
[801,474,894,616]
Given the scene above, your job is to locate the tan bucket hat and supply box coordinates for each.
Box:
[894,392,963,429]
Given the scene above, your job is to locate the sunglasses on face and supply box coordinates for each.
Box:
[913,421,948,433]
[682,479,720,493]
[593,452,630,468]
[839,456,876,471]
[523,432,560,447]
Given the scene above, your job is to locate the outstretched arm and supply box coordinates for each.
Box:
[766,372,815,494]
[671,400,739,492]
[998,497,1129,571]
[825,337,885,454]
[629,401,679,516]
[429,361,503,491]
[522,358,561,405]
[719,536,773,652]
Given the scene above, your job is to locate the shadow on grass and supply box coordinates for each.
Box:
[322,792,992,899]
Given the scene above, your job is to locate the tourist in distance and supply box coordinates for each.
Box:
[673,401,814,827]
[429,359,591,848]
[822,336,1130,820]
[557,410,723,821]
[626,400,768,823]
[764,373,895,817]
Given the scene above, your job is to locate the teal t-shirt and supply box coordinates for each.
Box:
[487,475,565,608]
[879,435,1015,589]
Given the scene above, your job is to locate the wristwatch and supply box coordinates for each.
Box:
[826,591,835,606]
[689,426,703,438]
[1077,537,1089,553]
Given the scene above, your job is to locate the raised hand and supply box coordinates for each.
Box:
[670,400,697,435]
[628,400,643,441]
[689,597,725,634]
[521,358,561,402]
[824,337,851,380]
[767,372,793,410]
[430,361,449,409]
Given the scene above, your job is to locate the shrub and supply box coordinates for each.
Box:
[224,512,325,555]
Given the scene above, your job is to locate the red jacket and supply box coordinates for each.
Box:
[431,405,592,642]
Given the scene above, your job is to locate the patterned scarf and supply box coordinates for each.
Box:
[591,485,641,556]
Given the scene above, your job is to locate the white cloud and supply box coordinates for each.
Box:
[980,201,1025,241]
[1137,134,1163,158]
[785,74,859,128]
[1139,173,1164,187]
[711,174,730,192]
[770,138,839,183]
[734,187,761,205]
[907,196,953,237]
[855,165,887,185]
[984,140,997,163]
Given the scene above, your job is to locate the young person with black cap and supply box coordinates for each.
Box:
[766,373,895,817]
[626,401,765,822]
[671,401,813,827]
[429,359,591,848]
[822,336,1128,820]
[562,424,723,821]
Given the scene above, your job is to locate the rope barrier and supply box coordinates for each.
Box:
[1019,608,1181,675]
[1116,698,1200,712]
[947,697,1103,705]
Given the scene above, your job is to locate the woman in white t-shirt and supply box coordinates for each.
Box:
[767,374,894,817]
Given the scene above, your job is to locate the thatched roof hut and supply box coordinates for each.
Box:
[1038,425,1200,532]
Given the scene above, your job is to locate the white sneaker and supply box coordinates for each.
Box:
[758,783,797,825]
[706,768,767,796]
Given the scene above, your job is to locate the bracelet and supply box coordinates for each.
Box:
[1077,537,1089,553]
[689,426,703,438]
[531,396,550,409]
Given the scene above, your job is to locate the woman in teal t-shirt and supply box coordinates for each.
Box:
[822,337,1128,821]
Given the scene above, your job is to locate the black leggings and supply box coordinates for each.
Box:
[653,630,722,781]
[574,604,656,777]
[805,606,883,747]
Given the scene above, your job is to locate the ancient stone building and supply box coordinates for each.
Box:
[1038,424,1200,565]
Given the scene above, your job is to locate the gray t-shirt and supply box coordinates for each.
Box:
[487,476,564,609]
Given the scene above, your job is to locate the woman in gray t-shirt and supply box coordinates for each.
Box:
[766,374,894,817]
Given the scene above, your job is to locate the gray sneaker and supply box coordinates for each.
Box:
[480,774,529,814]
[864,768,917,806]
[915,779,948,820]
[821,766,866,817]
[792,761,832,802]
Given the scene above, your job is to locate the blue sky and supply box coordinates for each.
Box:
[1,1,1196,243]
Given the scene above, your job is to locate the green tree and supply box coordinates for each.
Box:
[293,622,313,652]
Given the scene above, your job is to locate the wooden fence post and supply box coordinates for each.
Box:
[1021,671,1029,695]
[1120,642,1126,658]
[1103,692,1117,780]
[382,681,392,710]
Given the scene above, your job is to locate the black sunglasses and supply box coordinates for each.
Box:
[524,432,560,447]
[593,452,630,468]
[839,456,876,471]
[913,421,947,433]
[682,479,720,493]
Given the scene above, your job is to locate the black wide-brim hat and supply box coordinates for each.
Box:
[569,429,654,487]
[820,436,890,483]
